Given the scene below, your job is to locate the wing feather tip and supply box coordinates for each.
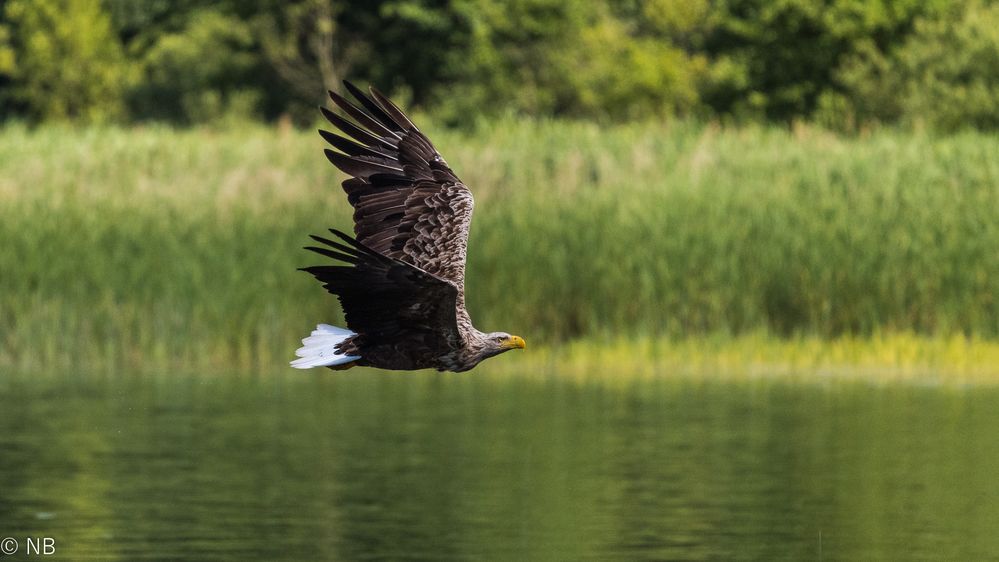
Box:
[323,148,343,163]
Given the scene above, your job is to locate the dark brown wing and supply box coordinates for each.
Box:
[319,81,474,290]
[300,229,462,361]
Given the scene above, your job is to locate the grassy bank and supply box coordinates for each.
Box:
[1,121,997,376]
[494,333,999,386]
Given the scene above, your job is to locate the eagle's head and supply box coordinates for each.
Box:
[450,330,526,371]
[480,331,526,359]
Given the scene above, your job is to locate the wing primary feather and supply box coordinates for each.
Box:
[309,234,366,258]
[324,149,404,178]
[343,80,404,133]
[308,234,359,252]
[328,228,390,260]
[320,106,398,149]
[328,90,402,141]
[328,228,362,245]
[303,246,361,264]
[367,172,412,185]
[318,129,394,159]
[369,86,418,132]
[312,233,389,266]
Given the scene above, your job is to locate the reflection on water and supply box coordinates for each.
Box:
[0,371,997,560]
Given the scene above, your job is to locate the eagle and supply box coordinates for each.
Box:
[291,82,526,372]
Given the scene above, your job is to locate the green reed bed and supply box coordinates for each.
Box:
[1,121,997,375]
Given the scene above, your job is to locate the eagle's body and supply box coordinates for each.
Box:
[290,82,525,372]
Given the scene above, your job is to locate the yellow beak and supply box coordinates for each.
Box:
[503,335,526,350]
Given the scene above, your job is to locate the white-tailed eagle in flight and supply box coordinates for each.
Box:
[291,82,526,372]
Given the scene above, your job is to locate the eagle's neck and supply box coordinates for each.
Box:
[455,289,475,341]
[449,328,488,372]
[450,289,491,371]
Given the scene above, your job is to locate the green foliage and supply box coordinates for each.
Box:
[1,122,997,370]
[129,10,261,123]
[438,0,594,120]
[435,0,708,122]
[0,0,133,122]
[702,0,948,122]
[0,25,13,73]
[0,0,994,128]
[835,1,999,132]
[556,9,706,119]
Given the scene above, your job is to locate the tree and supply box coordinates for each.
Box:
[257,0,361,110]
[129,9,261,123]
[836,1,999,131]
[431,0,710,122]
[1,0,132,122]
[701,0,948,122]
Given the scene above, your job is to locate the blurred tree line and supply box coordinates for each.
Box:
[0,0,996,131]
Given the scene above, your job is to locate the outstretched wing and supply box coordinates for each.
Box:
[319,81,474,290]
[300,229,462,360]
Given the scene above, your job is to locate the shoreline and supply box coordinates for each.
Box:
[5,333,998,386]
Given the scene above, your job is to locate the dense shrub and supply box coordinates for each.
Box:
[128,10,262,123]
[835,1,999,132]
[0,0,992,129]
[0,0,133,122]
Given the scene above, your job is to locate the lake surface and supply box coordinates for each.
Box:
[0,370,997,560]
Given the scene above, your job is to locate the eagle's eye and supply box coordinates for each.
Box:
[494,335,504,342]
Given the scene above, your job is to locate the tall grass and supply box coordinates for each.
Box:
[1,120,997,373]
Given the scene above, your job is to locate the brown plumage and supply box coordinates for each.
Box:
[291,82,525,372]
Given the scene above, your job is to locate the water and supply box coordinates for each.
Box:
[1,371,997,560]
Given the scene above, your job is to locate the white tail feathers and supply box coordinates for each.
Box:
[290,324,361,369]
